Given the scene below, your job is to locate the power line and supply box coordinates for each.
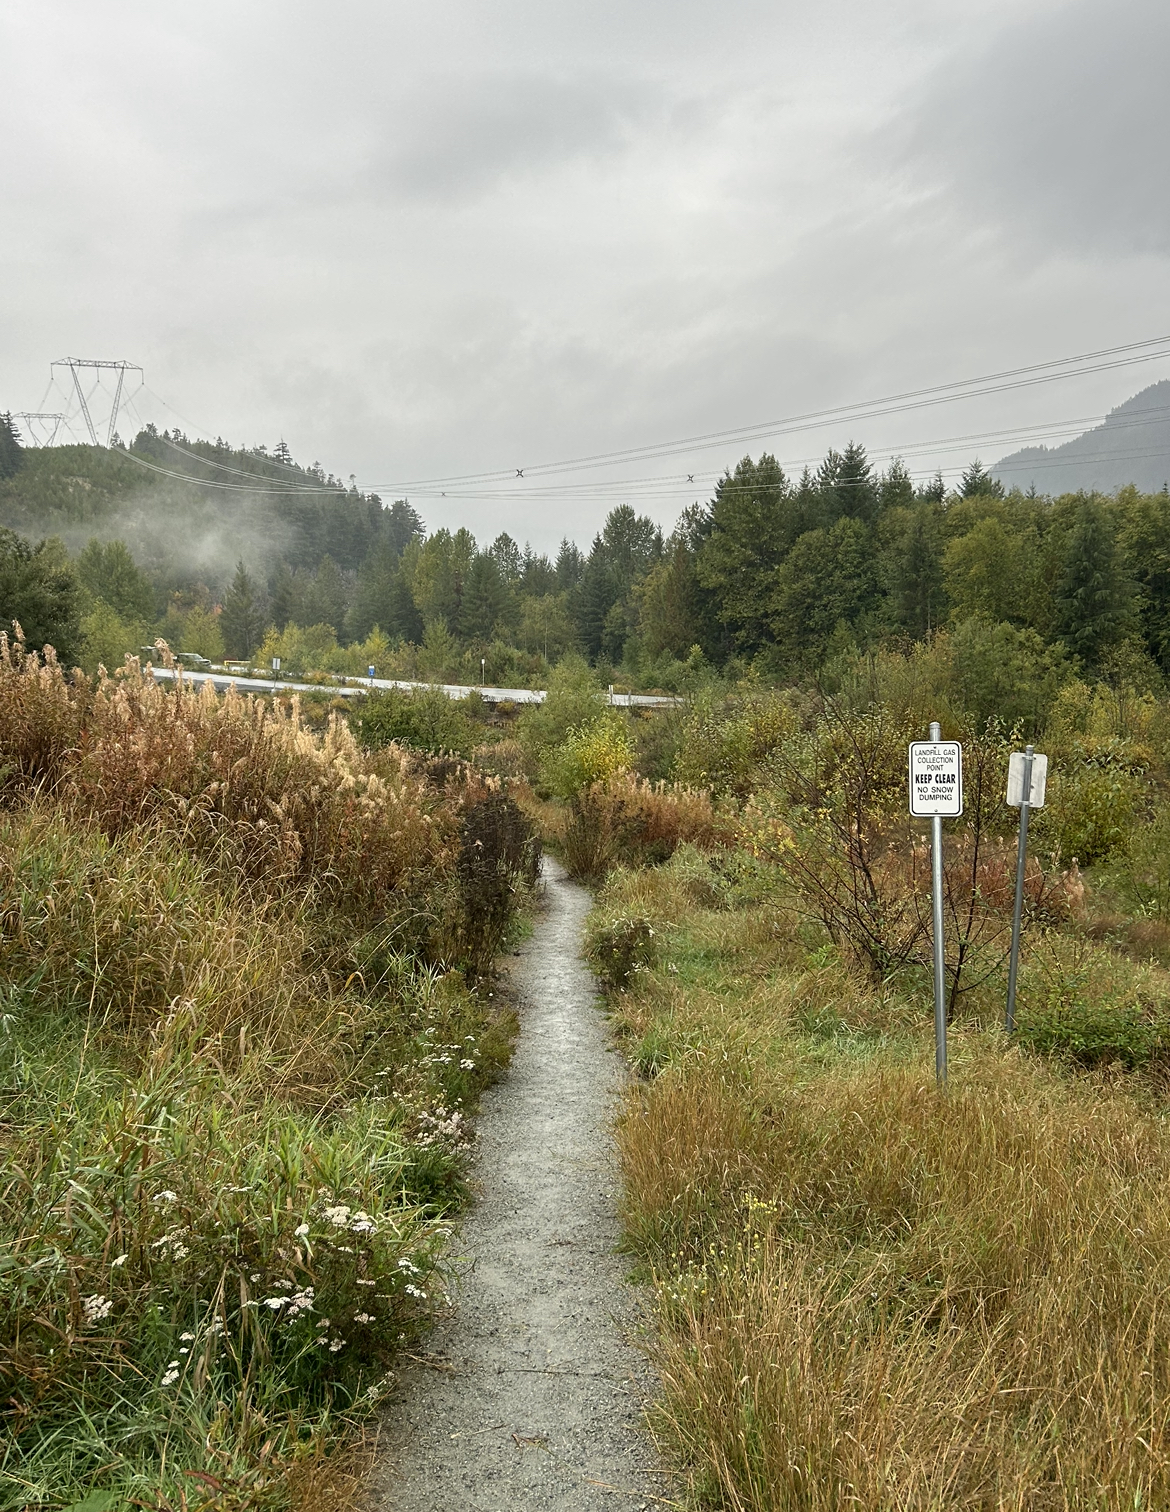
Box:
[366,334,1170,490]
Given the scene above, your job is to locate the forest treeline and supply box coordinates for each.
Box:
[2,413,1168,693]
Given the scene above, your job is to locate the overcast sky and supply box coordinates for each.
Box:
[3,0,1168,552]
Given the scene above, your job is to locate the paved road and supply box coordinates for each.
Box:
[369,856,666,1512]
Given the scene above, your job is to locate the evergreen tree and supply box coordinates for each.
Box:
[556,539,584,591]
[885,501,946,638]
[303,554,348,631]
[828,440,877,524]
[459,552,508,640]
[598,505,662,598]
[383,499,424,556]
[269,563,299,631]
[695,454,796,653]
[577,545,615,660]
[521,547,557,597]
[76,538,156,622]
[489,533,524,583]
[1118,486,1170,671]
[0,527,81,660]
[960,459,1005,499]
[0,414,24,480]
[220,562,265,658]
[1054,497,1134,665]
[878,459,915,513]
[387,557,424,643]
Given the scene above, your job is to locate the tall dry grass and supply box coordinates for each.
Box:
[0,641,534,1507]
[603,854,1170,1509]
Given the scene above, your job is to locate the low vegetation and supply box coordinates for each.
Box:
[570,654,1170,1509]
[0,635,537,1510]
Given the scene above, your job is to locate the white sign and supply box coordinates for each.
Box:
[1006,751,1047,808]
[909,740,963,817]
[271,657,281,671]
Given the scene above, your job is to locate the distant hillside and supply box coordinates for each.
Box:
[0,428,421,595]
[993,381,1170,495]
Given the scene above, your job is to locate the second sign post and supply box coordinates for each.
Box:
[909,722,963,1085]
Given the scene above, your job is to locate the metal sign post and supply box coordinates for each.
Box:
[1005,747,1047,1033]
[909,722,963,1086]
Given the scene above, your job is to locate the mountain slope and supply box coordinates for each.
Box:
[993,381,1170,495]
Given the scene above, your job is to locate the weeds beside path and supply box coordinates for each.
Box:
[370,857,668,1512]
[593,848,1170,1510]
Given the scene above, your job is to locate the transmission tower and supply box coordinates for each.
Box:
[11,412,65,447]
[50,358,143,446]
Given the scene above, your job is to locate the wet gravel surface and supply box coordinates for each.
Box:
[370,856,668,1511]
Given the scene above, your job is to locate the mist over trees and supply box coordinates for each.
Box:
[2,414,1169,693]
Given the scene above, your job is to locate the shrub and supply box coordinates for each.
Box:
[562,772,720,881]
[353,683,483,757]
[585,910,656,991]
[539,709,632,800]
[454,791,541,974]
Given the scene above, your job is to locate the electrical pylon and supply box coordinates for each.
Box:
[10,412,65,446]
[50,358,143,446]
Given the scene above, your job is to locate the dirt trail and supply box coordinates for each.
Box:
[370,856,666,1512]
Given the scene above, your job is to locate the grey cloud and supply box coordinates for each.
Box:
[368,72,660,202]
[896,0,1170,255]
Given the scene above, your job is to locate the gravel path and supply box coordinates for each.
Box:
[369,856,666,1512]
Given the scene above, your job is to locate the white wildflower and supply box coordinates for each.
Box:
[460,1059,476,1070]
[287,1288,315,1319]
[353,1312,374,1324]
[349,1211,376,1234]
[161,1361,181,1387]
[82,1294,113,1325]
[328,1337,345,1352]
[152,1190,178,1204]
[111,1253,128,1268]
[179,1331,195,1342]
[171,1243,189,1261]
[404,1284,427,1299]
[263,1296,287,1310]
[322,1204,351,1227]
[294,1223,310,1238]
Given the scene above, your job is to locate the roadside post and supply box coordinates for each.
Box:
[1004,746,1048,1033]
[368,663,376,686]
[909,722,963,1086]
[271,656,280,675]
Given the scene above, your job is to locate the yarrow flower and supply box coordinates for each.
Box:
[152,1190,178,1205]
[294,1223,310,1238]
[82,1294,113,1325]
[323,1205,351,1227]
[161,1361,181,1387]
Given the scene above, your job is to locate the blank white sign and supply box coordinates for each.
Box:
[1006,751,1047,808]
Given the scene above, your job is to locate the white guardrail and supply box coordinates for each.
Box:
[147,666,681,708]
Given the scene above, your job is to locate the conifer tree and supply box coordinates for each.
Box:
[220,562,265,658]
[0,414,24,480]
[1054,497,1133,665]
